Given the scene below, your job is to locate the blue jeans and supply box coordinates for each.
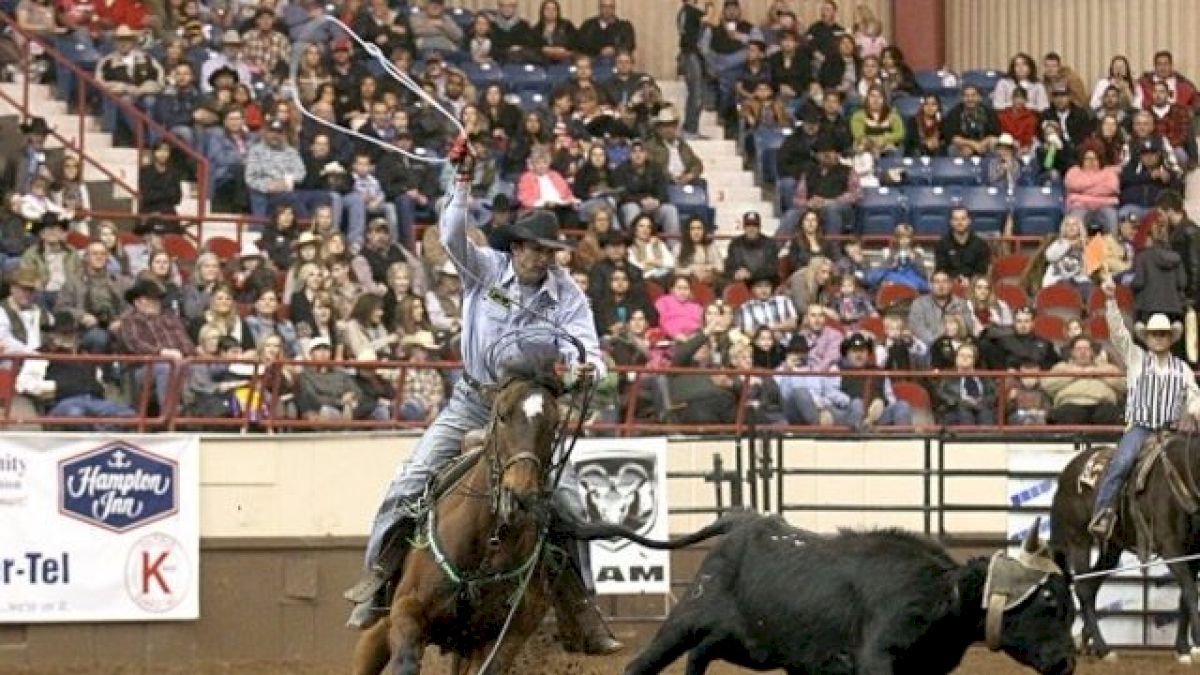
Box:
[398,399,427,421]
[619,202,681,237]
[679,51,705,134]
[786,389,862,426]
[132,362,173,408]
[249,190,297,218]
[364,379,585,567]
[395,194,425,249]
[779,202,858,237]
[290,190,334,219]
[875,400,914,426]
[1094,425,1153,513]
[1069,207,1118,235]
[79,327,111,353]
[50,394,135,420]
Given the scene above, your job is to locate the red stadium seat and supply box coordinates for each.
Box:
[1087,284,1134,315]
[1034,284,1083,319]
[117,231,142,246]
[992,254,1029,281]
[994,283,1028,311]
[876,283,918,312]
[163,234,198,263]
[860,315,885,340]
[691,281,716,306]
[645,280,664,302]
[777,256,794,282]
[206,236,240,261]
[65,231,90,250]
[1087,314,1109,340]
[892,382,933,426]
[1033,314,1068,342]
[723,282,752,309]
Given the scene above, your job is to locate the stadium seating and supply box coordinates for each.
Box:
[876,283,918,311]
[1034,283,1084,320]
[503,63,551,96]
[960,186,1010,234]
[930,156,982,186]
[878,155,932,185]
[464,62,505,88]
[914,69,960,99]
[1032,314,1068,342]
[892,95,921,119]
[960,69,1002,95]
[858,186,907,235]
[205,236,240,261]
[904,185,959,235]
[1013,186,1065,236]
[992,254,1030,281]
[994,283,1028,311]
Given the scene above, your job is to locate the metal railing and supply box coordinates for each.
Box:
[0,14,209,219]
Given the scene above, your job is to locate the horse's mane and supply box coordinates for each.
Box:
[497,356,566,398]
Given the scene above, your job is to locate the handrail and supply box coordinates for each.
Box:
[0,353,1151,435]
[0,14,210,220]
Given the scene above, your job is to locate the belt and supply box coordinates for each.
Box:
[461,372,487,393]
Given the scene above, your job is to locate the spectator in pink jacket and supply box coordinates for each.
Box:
[654,276,704,339]
[1064,143,1120,234]
[516,147,579,227]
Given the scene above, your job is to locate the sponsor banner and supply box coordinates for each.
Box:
[0,435,199,623]
[1007,443,1174,646]
[570,437,670,595]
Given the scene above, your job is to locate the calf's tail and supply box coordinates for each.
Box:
[559,509,756,550]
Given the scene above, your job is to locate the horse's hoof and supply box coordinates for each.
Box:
[1101,651,1118,663]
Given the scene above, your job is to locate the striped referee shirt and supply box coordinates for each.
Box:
[1106,299,1200,428]
[738,296,798,341]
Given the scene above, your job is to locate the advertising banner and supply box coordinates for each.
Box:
[570,437,670,595]
[0,434,200,623]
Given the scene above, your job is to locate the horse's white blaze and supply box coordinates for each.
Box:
[521,393,545,421]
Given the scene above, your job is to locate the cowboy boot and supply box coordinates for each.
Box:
[344,497,422,630]
[549,543,623,655]
[1088,507,1116,542]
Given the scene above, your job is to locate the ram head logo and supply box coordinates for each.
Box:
[578,458,658,550]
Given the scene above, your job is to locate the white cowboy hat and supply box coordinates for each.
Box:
[291,231,320,249]
[653,106,681,125]
[1134,313,1184,343]
[401,331,441,351]
[113,24,140,40]
[307,336,332,352]
[239,241,264,259]
[996,132,1017,148]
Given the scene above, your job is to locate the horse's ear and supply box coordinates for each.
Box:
[1022,517,1042,554]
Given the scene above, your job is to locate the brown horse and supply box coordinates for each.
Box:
[351,362,568,675]
[1049,437,1200,663]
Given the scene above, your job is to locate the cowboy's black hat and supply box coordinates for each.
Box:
[207,65,240,89]
[749,268,779,286]
[125,278,166,304]
[840,331,875,356]
[19,117,51,135]
[489,209,575,251]
[31,212,69,234]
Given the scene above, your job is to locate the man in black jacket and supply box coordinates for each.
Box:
[1161,191,1200,324]
[614,140,681,236]
[776,108,823,179]
[724,211,780,284]
[934,206,991,284]
[942,84,1001,157]
[577,0,636,58]
[1039,82,1094,167]
[676,0,706,138]
[490,0,539,63]
[375,131,438,248]
[982,307,1059,370]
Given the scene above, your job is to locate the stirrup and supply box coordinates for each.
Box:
[344,566,389,604]
[1089,508,1116,541]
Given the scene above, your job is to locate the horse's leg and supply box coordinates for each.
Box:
[386,595,428,675]
[351,618,392,675]
[1074,542,1120,659]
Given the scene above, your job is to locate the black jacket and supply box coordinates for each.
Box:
[934,232,991,280]
[491,18,539,62]
[1120,160,1179,207]
[376,154,437,201]
[676,3,704,54]
[1170,218,1200,308]
[941,104,1000,142]
[1038,104,1095,149]
[614,160,669,204]
[777,127,821,179]
[724,235,780,281]
[576,16,636,57]
[769,50,813,95]
[1133,244,1188,316]
[138,164,183,215]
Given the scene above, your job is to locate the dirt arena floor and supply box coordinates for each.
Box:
[2,629,1192,675]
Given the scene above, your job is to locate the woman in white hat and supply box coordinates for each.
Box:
[1090,276,1200,539]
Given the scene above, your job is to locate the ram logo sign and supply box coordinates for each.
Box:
[59,442,178,533]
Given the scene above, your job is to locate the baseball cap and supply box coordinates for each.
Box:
[743,211,762,227]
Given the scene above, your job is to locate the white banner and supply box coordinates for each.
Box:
[0,434,200,623]
[570,437,670,595]
[1007,443,1175,647]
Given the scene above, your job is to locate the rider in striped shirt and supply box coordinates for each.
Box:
[1090,277,1200,540]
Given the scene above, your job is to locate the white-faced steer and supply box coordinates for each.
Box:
[624,514,1076,675]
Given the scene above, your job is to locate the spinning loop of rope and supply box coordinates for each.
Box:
[287,14,467,163]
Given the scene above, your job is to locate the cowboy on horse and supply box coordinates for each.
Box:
[1089,276,1200,540]
[344,135,622,656]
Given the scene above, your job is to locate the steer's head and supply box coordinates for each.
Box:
[982,518,1076,675]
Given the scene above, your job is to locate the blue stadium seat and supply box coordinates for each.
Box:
[777,177,797,216]
[546,63,573,89]
[447,7,475,31]
[669,183,710,207]
[593,64,617,84]
[755,128,788,184]
[915,69,960,98]
[464,62,504,88]
[961,69,1002,95]
[892,95,921,119]
[961,186,1011,234]
[938,93,962,113]
[905,186,961,235]
[930,156,982,186]
[507,92,547,112]
[504,63,551,95]
[879,156,932,185]
[859,187,907,235]
[439,50,469,68]
[1013,186,1066,236]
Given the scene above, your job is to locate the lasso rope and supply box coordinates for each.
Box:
[288,14,466,163]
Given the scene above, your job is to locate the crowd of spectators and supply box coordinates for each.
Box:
[0,0,1196,432]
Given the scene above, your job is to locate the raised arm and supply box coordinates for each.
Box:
[1101,278,1140,364]
[440,138,504,289]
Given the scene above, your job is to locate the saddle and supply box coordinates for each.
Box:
[1079,435,1200,561]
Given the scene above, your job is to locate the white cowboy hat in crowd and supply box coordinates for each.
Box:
[1134,313,1184,344]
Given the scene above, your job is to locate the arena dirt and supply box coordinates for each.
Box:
[2,629,1193,675]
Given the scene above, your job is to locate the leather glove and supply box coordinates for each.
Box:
[446,133,475,184]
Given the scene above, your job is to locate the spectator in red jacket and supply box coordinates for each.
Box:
[516,147,579,227]
[1138,50,1199,112]
[90,0,148,32]
[997,86,1040,153]
[1147,80,1196,167]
